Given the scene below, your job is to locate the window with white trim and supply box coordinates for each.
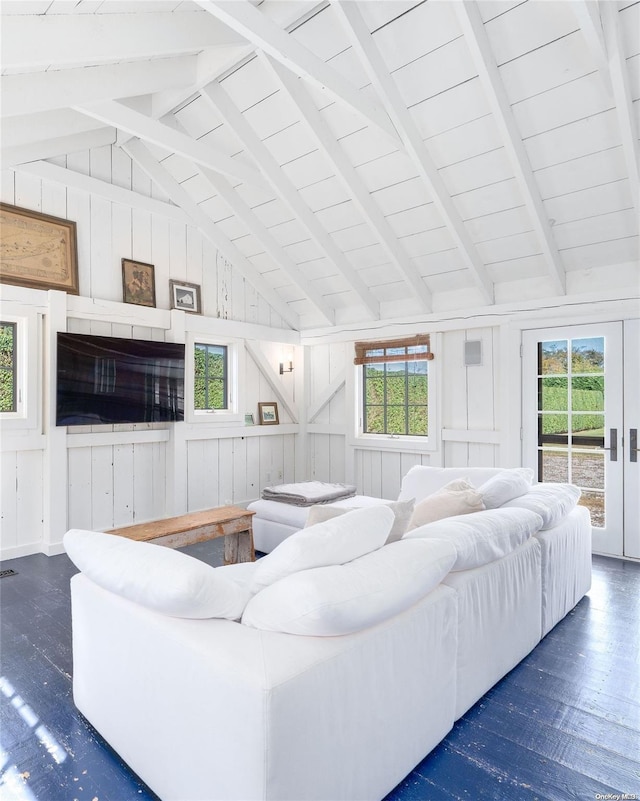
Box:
[185,333,243,424]
[194,343,228,410]
[354,335,435,444]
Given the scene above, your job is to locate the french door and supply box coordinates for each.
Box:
[522,321,639,558]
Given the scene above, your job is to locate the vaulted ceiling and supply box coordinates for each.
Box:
[1,0,638,332]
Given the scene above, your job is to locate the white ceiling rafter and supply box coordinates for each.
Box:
[169,117,336,326]
[122,138,300,331]
[600,0,640,217]
[1,11,245,70]
[75,100,270,192]
[195,0,402,149]
[14,161,189,225]
[200,79,381,321]
[332,0,494,306]
[454,1,566,296]
[264,53,433,313]
[570,0,613,95]
[0,56,198,119]
[2,128,116,169]
[149,4,331,129]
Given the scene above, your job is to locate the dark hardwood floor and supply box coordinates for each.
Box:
[1,543,639,801]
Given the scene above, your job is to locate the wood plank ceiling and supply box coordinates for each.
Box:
[1,0,638,332]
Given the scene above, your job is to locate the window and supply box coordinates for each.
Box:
[194,343,228,410]
[0,322,16,413]
[185,333,243,424]
[355,335,434,437]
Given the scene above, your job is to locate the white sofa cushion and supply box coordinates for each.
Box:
[63,529,251,619]
[476,467,534,509]
[398,465,501,503]
[408,479,485,530]
[502,483,581,529]
[250,505,394,593]
[242,537,457,636]
[403,507,543,571]
[305,498,415,543]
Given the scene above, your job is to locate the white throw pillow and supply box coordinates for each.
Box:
[305,498,415,544]
[502,483,581,529]
[408,479,484,531]
[403,507,543,571]
[477,467,534,509]
[242,537,457,636]
[63,529,251,620]
[250,505,394,593]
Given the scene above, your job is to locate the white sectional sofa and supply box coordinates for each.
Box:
[64,466,591,801]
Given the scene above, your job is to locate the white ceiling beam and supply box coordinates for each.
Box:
[265,54,432,313]
[149,3,330,126]
[122,138,300,331]
[1,108,107,150]
[570,0,613,95]
[332,0,494,306]
[76,100,270,192]
[201,80,381,321]
[1,128,116,168]
[0,56,199,119]
[195,0,401,149]
[455,1,567,295]
[600,1,640,216]
[0,12,245,70]
[14,161,190,225]
[169,117,336,326]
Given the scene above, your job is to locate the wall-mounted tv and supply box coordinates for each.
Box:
[56,333,185,426]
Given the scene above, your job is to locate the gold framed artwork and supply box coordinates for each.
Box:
[122,258,156,307]
[258,402,279,425]
[169,279,202,314]
[0,203,79,294]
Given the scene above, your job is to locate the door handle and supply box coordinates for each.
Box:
[600,428,618,461]
[631,428,638,463]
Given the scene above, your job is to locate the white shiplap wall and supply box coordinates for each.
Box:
[305,325,501,501]
[0,150,301,559]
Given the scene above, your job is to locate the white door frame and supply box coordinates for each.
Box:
[522,322,624,557]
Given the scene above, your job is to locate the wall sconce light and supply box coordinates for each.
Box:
[279,360,294,375]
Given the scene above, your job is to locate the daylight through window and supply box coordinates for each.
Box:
[194,343,228,410]
[355,335,433,436]
[0,322,16,413]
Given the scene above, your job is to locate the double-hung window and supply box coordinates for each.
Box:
[354,335,435,445]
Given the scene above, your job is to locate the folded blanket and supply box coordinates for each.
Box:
[262,481,357,506]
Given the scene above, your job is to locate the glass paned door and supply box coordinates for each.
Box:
[523,323,623,557]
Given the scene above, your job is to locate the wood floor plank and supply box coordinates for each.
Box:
[479,679,640,759]
[1,551,639,801]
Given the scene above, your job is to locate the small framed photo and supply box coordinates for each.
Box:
[122,258,155,307]
[244,413,255,426]
[169,280,202,314]
[258,402,279,425]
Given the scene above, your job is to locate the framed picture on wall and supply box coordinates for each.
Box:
[258,402,279,425]
[169,280,202,314]
[122,258,156,307]
[0,203,79,294]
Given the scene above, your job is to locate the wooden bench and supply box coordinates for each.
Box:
[106,505,256,565]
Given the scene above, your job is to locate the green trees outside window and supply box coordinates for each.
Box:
[194,343,227,410]
[358,338,431,437]
[0,323,16,413]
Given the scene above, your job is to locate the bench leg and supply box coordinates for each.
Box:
[224,530,255,565]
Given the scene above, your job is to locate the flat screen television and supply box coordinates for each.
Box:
[56,333,185,426]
